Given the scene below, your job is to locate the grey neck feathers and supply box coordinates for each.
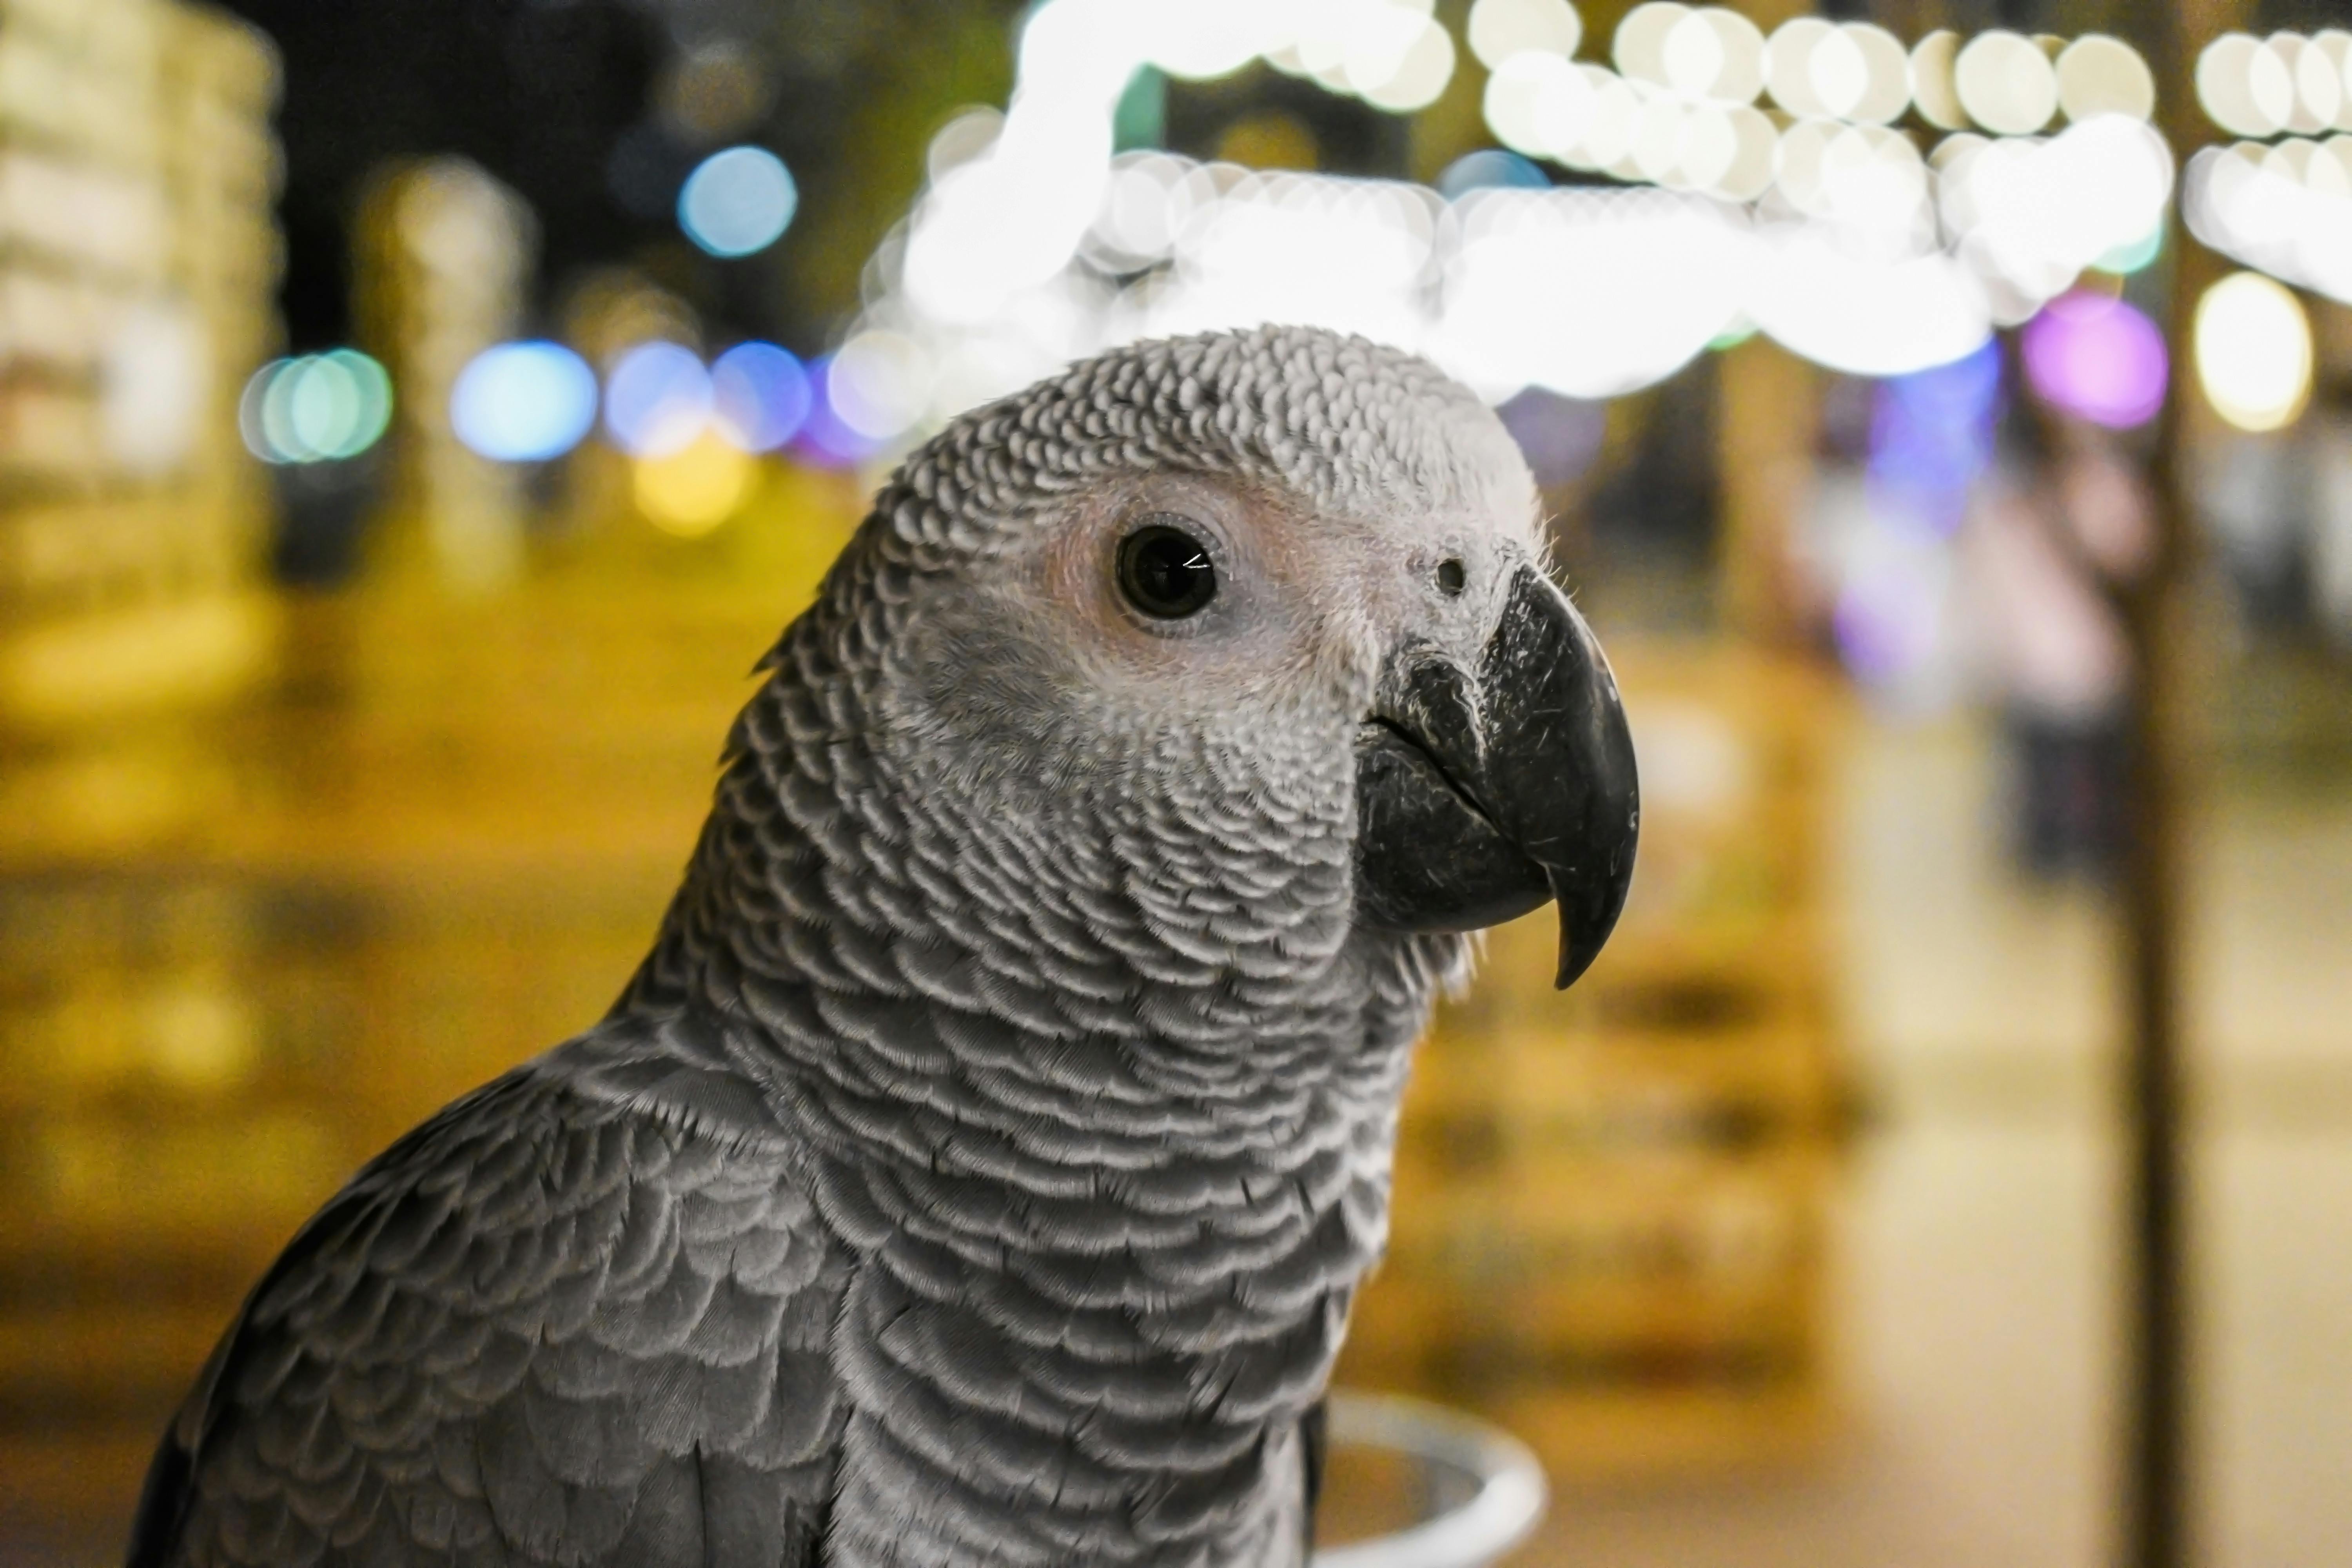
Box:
[612,551,1467,1564]
[624,543,1463,1165]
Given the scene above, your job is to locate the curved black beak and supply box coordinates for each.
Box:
[1354,564,1639,989]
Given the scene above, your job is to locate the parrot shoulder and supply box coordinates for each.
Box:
[127,1015,851,1568]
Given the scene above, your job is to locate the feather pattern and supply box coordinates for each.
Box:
[131,1025,851,1568]
[131,326,1523,1568]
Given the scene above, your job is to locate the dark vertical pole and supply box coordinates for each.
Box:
[2125,4,2234,1566]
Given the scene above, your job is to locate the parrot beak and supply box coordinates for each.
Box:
[1354,564,1640,989]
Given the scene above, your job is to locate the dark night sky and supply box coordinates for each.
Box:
[214,0,1027,357]
[218,0,670,351]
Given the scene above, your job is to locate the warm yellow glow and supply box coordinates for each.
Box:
[633,431,755,535]
[2195,270,2315,432]
[1214,109,1320,170]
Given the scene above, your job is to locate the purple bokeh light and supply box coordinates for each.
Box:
[1833,551,1945,690]
[711,342,812,453]
[789,355,885,469]
[603,341,711,457]
[1496,386,1606,489]
[2020,292,2168,429]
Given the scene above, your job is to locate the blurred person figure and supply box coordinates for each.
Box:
[2306,378,2352,651]
[1962,399,2151,882]
[2199,428,2310,633]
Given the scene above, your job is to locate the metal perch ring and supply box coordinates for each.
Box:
[1311,1392,1548,1568]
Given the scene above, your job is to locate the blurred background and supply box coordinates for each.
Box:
[1,0,2348,1563]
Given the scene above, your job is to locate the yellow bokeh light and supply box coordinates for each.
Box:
[633,430,755,536]
[2194,270,2314,433]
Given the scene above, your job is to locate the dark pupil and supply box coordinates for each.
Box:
[1118,524,1217,618]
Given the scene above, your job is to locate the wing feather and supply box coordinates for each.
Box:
[128,1030,849,1568]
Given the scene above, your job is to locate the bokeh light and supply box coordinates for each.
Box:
[2057,34,2157,123]
[1439,149,1551,200]
[2185,140,2352,305]
[236,362,289,461]
[1465,0,1581,70]
[1940,114,2174,308]
[710,342,813,453]
[1755,17,1907,123]
[1612,4,1683,89]
[2180,24,2352,301]
[1483,51,1594,162]
[1661,9,1765,106]
[841,2,2178,437]
[633,430,755,537]
[826,331,936,443]
[2195,270,2314,433]
[1955,30,2058,135]
[792,355,887,468]
[2022,291,2169,428]
[656,44,773,145]
[1353,10,1456,113]
[1868,337,2002,534]
[1833,24,1911,124]
[1437,189,1743,399]
[2098,223,2165,276]
[1762,17,1831,118]
[448,341,598,463]
[2198,34,2296,139]
[1909,31,1967,130]
[677,145,798,258]
[1745,234,1990,377]
[103,301,208,474]
[604,341,713,458]
[927,107,1004,185]
[240,350,394,464]
[2292,33,2351,130]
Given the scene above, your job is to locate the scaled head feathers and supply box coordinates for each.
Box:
[871,325,1539,568]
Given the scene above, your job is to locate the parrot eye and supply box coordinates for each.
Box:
[1116,521,1218,619]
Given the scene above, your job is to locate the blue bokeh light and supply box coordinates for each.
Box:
[448,341,599,463]
[678,147,798,258]
[1437,149,1550,200]
[1866,338,2004,536]
[604,342,713,457]
[710,342,813,453]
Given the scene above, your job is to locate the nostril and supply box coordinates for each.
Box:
[1436,558,1466,596]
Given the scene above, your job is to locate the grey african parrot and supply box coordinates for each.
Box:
[128,325,1639,1568]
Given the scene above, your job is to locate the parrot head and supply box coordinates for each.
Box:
[817,325,1638,993]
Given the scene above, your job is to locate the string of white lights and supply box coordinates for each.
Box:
[380,11,2352,474]
[833,1,2181,449]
